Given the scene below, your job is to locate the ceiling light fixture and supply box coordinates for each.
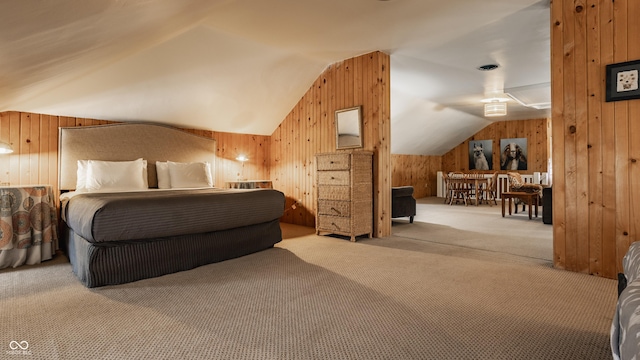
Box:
[480,95,511,103]
[484,102,507,117]
[481,91,510,117]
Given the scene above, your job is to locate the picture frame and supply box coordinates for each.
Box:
[606,59,640,102]
[500,138,528,171]
[335,106,363,150]
[468,140,493,170]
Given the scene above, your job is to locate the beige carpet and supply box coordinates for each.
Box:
[393,196,554,261]
[0,200,616,359]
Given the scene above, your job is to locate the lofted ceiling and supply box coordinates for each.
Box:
[0,0,550,156]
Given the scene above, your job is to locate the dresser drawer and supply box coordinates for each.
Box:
[318,199,350,217]
[318,185,350,200]
[317,215,351,233]
[317,170,350,185]
[317,153,350,170]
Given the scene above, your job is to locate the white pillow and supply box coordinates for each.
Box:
[85,158,148,191]
[156,161,171,189]
[167,161,213,188]
[76,160,89,191]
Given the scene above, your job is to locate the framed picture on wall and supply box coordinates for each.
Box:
[500,138,528,170]
[606,59,640,102]
[468,140,492,170]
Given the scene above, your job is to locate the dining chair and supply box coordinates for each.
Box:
[465,172,484,203]
[442,172,452,204]
[448,175,469,206]
[486,171,499,205]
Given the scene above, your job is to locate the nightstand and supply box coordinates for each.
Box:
[0,185,58,268]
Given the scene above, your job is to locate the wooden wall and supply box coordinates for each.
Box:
[1,52,391,237]
[391,155,442,198]
[0,111,270,199]
[183,128,271,187]
[389,118,549,198]
[270,51,392,237]
[442,118,551,174]
[551,0,640,278]
[0,112,64,189]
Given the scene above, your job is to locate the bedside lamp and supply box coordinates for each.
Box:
[236,155,248,181]
[0,141,13,154]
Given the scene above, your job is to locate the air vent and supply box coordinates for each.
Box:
[477,64,500,71]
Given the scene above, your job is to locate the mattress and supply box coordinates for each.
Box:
[62,188,285,243]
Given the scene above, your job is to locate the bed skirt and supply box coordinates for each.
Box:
[63,219,282,288]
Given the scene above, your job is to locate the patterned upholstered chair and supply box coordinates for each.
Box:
[506,172,543,194]
[507,172,543,212]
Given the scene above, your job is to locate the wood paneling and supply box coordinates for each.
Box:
[551,0,640,278]
[1,52,391,238]
[270,51,391,237]
[391,155,442,198]
[181,129,271,187]
[389,118,549,198]
[0,111,270,201]
[0,112,114,203]
[441,118,551,174]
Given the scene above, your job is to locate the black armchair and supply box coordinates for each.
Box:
[392,186,416,223]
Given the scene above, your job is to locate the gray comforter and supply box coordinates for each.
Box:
[63,188,285,243]
[612,241,640,360]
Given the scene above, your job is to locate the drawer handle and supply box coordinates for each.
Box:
[331,176,335,180]
[331,222,340,229]
[330,207,341,215]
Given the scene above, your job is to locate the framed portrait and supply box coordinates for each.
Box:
[468,140,492,170]
[500,138,528,171]
[606,59,640,102]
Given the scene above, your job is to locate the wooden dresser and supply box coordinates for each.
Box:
[315,151,373,241]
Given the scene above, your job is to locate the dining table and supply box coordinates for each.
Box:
[444,173,492,206]
[464,174,491,206]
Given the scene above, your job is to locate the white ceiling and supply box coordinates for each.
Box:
[0,0,550,156]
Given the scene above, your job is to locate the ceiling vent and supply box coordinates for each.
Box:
[477,64,500,71]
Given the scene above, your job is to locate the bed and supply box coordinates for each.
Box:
[58,123,285,288]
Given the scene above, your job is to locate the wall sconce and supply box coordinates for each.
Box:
[0,141,14,154]
[236,155,248,181]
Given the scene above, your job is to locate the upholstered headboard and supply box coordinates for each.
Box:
[58,123,217,191]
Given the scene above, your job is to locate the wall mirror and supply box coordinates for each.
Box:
[335,106,363,150]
